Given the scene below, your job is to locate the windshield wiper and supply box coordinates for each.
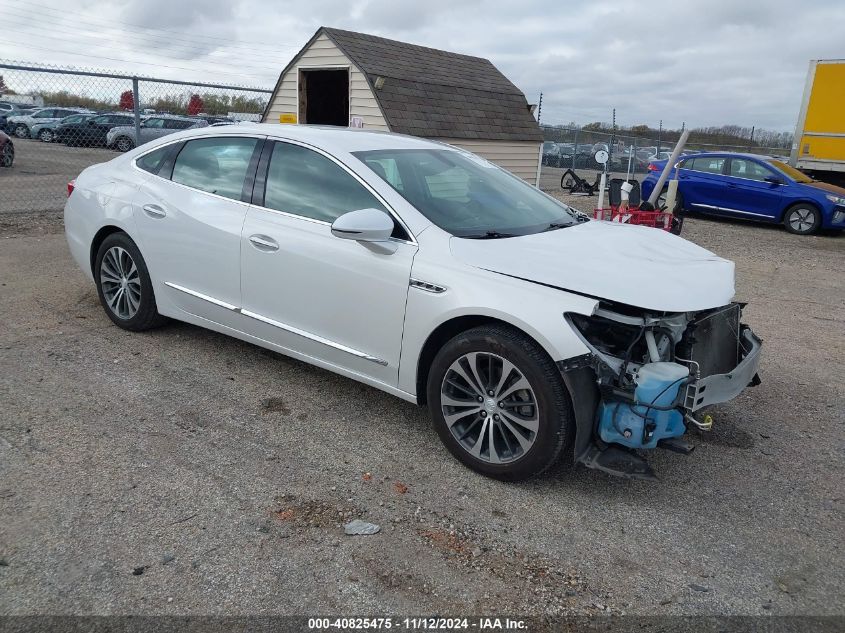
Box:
[464,230,516,239]
[542,221,575,232]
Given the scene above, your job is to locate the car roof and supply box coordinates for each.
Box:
[681,151,776,161]
[164,123,463,153]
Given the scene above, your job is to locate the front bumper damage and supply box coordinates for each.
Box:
[559,303,762,480]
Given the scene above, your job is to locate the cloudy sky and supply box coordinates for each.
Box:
[1,0,842,131]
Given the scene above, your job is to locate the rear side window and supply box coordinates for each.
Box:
[136,145,171,175]
[264,142,388,223]
[172,137,258,201]
[165,119,194,130]
[689,157,725,174]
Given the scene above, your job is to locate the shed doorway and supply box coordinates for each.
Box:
[298,68,349,126]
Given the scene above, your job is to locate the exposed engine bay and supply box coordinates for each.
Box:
[563,302,762,479]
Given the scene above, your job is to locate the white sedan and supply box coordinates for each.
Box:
[64,125,762,481]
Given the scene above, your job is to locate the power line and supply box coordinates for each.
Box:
[0,37,275,83]
[0,7,296,65]
[3,0,300,51]
[0,14,291,74]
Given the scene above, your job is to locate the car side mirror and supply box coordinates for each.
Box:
[764,176,782,185]
[331,208,397,254]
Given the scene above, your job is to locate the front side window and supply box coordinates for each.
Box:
[63,115,85,124]
[263,142,389,224]
[729,159,774,181]
[144,118,165,129]
[354,148,578,238]
[171,137,258,200]
[33,109,55,119]
[93,116,111,125]
[690,157,725,175]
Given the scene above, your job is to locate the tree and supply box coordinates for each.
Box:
[187,94,204,116]
[0,75,13,95]
[119,90,134,111]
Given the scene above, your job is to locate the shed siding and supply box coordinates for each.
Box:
[264,34,389,131]
[432,139,541,182]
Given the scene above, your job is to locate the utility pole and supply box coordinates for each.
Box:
[748,125,755,151]
[610,108,616,164]
[657,119,662,151]
[537,92,543,124]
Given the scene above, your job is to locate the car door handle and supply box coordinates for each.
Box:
[142,204,166,218]
[249,234,279,252]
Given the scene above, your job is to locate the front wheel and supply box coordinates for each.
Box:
[0,143,13,167]
[783,204,821,235]
[14,124,28,139]
[95,233,167,331]
[427,325,572,480]
[38,129,54,142]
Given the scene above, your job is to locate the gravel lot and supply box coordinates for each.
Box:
[0,151,843,621]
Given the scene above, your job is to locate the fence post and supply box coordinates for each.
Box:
[572,127,578,170]
[132,77,141,144]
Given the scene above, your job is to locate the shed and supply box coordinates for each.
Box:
[262,27,544,184]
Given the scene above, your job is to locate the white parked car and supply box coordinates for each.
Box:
[64,125,762,480]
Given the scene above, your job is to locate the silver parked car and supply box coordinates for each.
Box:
[106,115,208,152]
[7,107,92,139]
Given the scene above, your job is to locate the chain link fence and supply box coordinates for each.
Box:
[538,125,792,193]
[0,61,272,214]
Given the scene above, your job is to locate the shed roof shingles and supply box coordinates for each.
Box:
[321,27,542,142]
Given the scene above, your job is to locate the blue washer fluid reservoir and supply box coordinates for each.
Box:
[598,362,690,449]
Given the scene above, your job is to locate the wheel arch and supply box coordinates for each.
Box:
[415,314,556,407]
[90,225,128,275]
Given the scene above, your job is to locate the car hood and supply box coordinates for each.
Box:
[803,180,845,197]
[450,220,735,312]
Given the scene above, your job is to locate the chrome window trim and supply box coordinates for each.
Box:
[164,281,388,366]
[259,136,418,246]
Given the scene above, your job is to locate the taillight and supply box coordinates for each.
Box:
[647,163,659,171]
[67,179,75,197]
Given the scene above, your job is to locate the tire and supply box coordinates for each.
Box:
[0,143,13,168]
[14,124,28,139]
[783,203,821,235]
[656,187,684,215]
[114,136,134,152]
[426,324,572,480]
[94,232,167,331]
[38,129,54,142]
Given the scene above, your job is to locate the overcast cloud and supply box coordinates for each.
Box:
[1,0,843,130]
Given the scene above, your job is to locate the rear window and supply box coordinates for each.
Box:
[136,145,171,175]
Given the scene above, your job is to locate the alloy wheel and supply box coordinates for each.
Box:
[116,137,133,152]
[14,125,28,138]
[788,207,816,233]
[100,246,141,320]
[39,130,53,142]
[440,352,539,464]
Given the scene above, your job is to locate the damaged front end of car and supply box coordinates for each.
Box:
[560,303,762,480]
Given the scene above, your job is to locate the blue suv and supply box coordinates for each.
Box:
[641,152,845,235]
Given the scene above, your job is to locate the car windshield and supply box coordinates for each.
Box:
[768,159,814,183]
[353,148,578,238]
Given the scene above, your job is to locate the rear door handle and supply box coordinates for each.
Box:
[249,234,279,252]
[142,204,166,219]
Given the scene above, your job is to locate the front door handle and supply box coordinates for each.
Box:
[249,234,279,252]
[142,203,166,219]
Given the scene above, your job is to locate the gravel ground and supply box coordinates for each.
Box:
[0,178,843,620]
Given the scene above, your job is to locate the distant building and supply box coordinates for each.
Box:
[0,93,44,107]
[263,27,543,184]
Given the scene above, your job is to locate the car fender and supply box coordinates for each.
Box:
[398,230,597,397]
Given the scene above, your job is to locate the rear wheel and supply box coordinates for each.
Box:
[114,136,134,152]
[13,124,28,139]
[783,204,821,235]
[94,233,167,331]
[427,325,572,480]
